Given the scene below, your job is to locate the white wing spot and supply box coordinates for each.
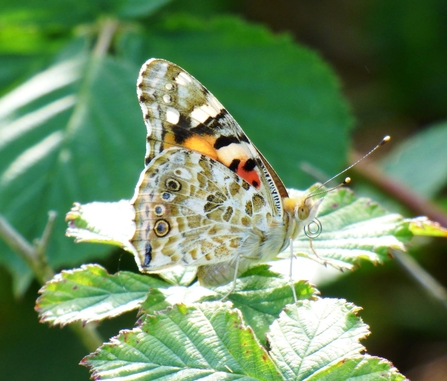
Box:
[190,103,221,124]
[166,107,180,125]
[175,71,192,86]
[163,94,172,104]
[165,83,173,90]
[217,144,251,167]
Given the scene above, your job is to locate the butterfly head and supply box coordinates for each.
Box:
[296,195,323,227]
[285,175,351,240]
[284,191,324,240]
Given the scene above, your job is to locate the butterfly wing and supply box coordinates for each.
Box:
[137,58,287,217]
[131,149,277,272]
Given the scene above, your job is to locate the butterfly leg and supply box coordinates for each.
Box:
[289,238,298,303]
[309,238,328,266]
[220,254,241,301]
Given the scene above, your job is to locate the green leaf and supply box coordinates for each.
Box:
[118,0,173,18]
[0,0,121,27]
[138,287,172,315]
[156,265,198,286]
[268,299,369,380]
[0,52,143,293]
[35,259,318,347]
[307,355,406,381]
[82,302,282,380]
[81,298,406,380]
[36,264,168,326]
[202,265,318,344]
[408,217,447,237]
[0,55,43,93]
[136,265,317,343]
[381,121,447,198]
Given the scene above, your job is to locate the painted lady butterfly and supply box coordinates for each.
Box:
[130,58,326,297]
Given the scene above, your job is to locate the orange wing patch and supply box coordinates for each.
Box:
[170,131,262,190]
[165,132,219,160]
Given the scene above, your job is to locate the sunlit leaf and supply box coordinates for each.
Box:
[307,355,406,381]
[83,302,281,380]
[36,264,168,326]
[200,265,317,343]
[268,299,369,380]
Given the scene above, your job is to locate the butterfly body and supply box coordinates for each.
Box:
[131,59,321,286]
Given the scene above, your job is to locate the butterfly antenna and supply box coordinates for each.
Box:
[307,177,351,200]
[310,135,390,197]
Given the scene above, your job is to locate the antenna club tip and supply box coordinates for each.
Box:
[344,177,351,184]
[381,135,391,145]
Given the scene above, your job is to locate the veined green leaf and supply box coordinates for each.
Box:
[201,265,318,344]
[65,185,443,284]
[306,355,406,381]
[36,264,168,326]
[83,302,282,380]
[65,200,136,253]
[268,299,369,380]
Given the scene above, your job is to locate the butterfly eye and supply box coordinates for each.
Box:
[298,205,309,221]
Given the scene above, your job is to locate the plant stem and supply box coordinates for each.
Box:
[0,212,53,284]
[349,151,447,228]
[393,250,447,311]
[71,322,104,352]
[93,18,119,58]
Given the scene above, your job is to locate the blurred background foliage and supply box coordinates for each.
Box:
[0,0,446,380]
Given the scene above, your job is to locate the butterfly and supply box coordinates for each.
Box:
[130,58,323,297]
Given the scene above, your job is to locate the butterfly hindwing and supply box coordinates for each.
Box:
[131,148,273,272]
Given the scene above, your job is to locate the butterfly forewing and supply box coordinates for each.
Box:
[137,58,285,217]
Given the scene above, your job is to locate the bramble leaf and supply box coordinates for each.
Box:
[83,302,282,380]
[36,264,168,326]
